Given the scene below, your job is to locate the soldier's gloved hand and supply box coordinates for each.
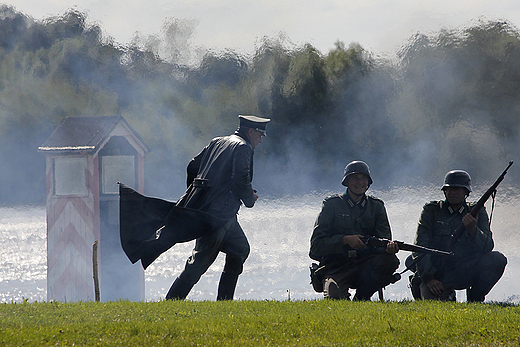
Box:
[342,234,366,250]
[462,213,478,237]
[386,241,399,254]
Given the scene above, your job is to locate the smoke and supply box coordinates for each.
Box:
[131,17,205,67]
[130,17,520,206]
[0,6,518,204]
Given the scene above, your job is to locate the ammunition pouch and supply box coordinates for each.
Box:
[408,272,422,300]
[405,254,422,300]
[309,263,325,293]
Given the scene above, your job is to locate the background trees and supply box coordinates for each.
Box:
[0,5,518,204]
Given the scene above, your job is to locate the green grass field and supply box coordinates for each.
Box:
[1,299,519,346]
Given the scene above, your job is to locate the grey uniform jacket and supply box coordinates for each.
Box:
[310,192,392,264]
[413,200,494,283]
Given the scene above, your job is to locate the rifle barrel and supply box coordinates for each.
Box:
[448,161,513,250]
[364,236,452,256]
[396,241,453,256]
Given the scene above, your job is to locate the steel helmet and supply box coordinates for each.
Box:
[442,170,472,192]
[342,161,373,187]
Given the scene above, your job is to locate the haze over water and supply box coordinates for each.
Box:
[1,184,518,303]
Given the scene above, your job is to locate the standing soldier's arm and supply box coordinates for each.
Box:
[232,143,255,208]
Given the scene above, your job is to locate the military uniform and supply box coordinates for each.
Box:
[310,192,399,300]
[165,115,270,301]
[413,200,507,301]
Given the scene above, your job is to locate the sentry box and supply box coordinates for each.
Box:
[38,115,149,302]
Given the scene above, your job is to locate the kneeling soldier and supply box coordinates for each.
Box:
[309,161,400,300]
[412,170,507,302]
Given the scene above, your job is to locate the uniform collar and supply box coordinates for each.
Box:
[234,129,252,146]
[345,191,367,207]
[444,200,467,214]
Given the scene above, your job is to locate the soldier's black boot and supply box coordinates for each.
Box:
[353,290,374,301]
[467,251,508,302]
[217,271,239,301]
[165,277,193,300]
[354,272,402,300]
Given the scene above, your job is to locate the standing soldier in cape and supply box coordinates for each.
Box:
[411,170,507,302]
[309,161,400,300]
[120,114,270,301]
[163,115,270,301]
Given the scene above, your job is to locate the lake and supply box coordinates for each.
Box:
[1,185,519,303]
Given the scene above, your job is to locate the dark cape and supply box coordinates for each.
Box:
[119,183,227,269]
[120,130,256,270]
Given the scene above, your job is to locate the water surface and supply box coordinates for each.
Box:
[1,185,518,303]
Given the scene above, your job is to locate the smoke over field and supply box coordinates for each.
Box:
[0,7,519,205]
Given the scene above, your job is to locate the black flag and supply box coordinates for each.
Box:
[119,183,226,269]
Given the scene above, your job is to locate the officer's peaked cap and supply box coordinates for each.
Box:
[239,115,271,136]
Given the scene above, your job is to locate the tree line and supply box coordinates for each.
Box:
[0,5,519,204]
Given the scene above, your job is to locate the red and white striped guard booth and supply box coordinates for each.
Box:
[38,115,149,302]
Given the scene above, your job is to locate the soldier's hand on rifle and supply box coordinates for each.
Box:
[342,234,366,250]
[426,278,444,297]
[386,241,399,254]
[462,213,478,237]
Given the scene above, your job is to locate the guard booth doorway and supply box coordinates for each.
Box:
[99,136,142,302]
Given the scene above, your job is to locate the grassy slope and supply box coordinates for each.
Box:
[1,299,519,346]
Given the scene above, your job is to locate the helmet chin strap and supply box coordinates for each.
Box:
[348,187,368,197]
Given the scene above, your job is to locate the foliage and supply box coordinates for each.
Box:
[0,5,520,203]
[0,299,519,346]
[395,19,520,179]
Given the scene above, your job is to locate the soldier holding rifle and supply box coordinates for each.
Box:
[309,161,400,300]
[412,169,508,302]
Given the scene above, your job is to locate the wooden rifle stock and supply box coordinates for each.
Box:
[447,161,513,251]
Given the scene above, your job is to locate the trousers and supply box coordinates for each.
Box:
[420,250,507,302]
[322,253,400,300]
[177,216,251,287]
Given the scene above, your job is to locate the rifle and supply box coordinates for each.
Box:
[362,236,453,256]
[447,161,513,251]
